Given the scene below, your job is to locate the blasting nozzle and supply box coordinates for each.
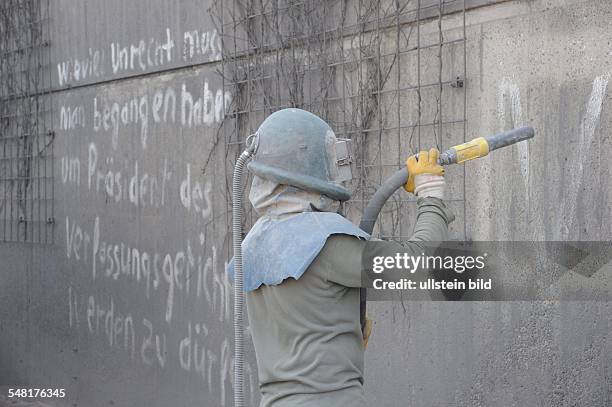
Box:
[438,126,535,165]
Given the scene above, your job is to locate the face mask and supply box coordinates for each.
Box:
[249,176,340,216]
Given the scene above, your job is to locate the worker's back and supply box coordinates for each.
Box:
[247,234,367,407]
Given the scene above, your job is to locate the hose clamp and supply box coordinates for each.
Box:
[245,132,259,154]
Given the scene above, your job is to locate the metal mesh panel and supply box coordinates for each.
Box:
[0,0,54,244]
[215,0,468,240]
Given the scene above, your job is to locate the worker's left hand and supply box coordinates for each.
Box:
[405,148,446,199]
[362,317,373,348]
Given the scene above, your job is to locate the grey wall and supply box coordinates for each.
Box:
[1,0,611,406]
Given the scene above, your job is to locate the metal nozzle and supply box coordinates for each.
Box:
[438,150,456,166]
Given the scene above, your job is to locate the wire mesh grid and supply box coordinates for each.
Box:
[214,0,468,241]
[0,0,54,244]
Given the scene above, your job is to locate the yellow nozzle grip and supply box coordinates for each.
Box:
[451,137,490,163]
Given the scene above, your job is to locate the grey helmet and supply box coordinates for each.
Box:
[247,108,352,202]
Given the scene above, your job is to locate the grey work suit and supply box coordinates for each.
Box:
[247,197,454,407]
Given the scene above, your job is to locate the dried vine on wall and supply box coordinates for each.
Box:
[213,0,468,240]
[0,0,54,244]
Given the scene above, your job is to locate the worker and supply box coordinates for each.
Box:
[227,108,454,407]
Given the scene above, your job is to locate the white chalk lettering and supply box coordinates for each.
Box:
[180,163,213,220]
[112,28,174,75]
[92,83,229,151]
[60,105,85,130]
[87,143,171,208]
[183,28,222,62]
[57,48,104,86]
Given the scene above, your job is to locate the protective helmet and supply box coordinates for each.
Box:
[248,108,352,202]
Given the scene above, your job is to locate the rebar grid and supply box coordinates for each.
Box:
[0,0,54,244]
[215,0,468,240]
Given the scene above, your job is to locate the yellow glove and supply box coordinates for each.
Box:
[362,317,373,348]
[404,148,445,194]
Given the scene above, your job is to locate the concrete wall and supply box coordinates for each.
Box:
[1,0,610,406]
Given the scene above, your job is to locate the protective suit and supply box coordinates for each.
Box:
[227,109,454,407]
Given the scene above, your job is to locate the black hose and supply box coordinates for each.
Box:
[358,167,408,332]
[358,168,408,235]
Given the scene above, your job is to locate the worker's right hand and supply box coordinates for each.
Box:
[404,148,446,199]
